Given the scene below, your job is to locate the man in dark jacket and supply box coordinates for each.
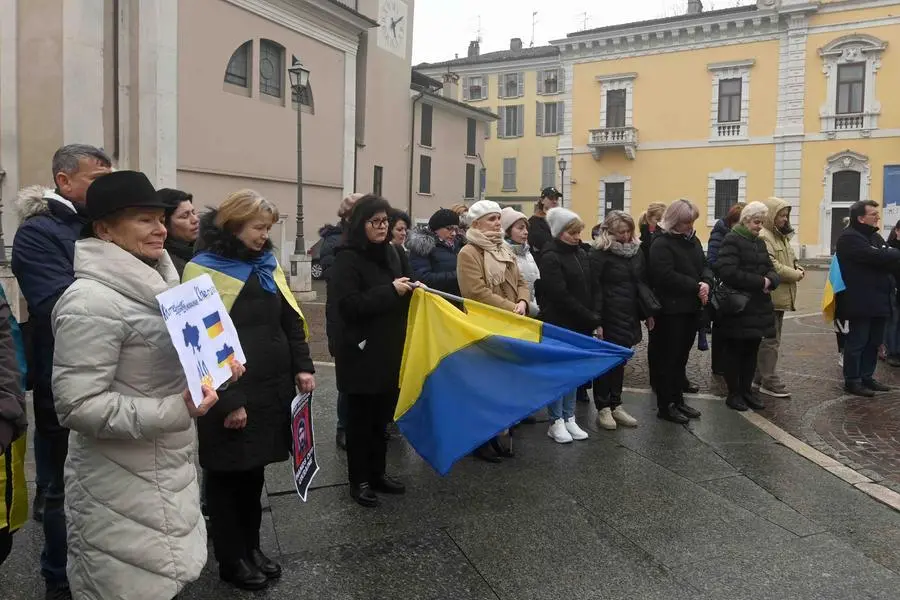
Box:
[836,200,900,397]
[11,144,111,600]
[317,223,344,279]
[528,187,560,259]
[407,208,461,295]
[0,288,27,568]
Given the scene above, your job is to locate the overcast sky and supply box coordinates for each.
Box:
[412,0,755,64]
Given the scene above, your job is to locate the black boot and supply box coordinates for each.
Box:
[676,402,702,419]
[657,403,689,424]
[863,378,891,392]
[742,392,765,410]
[726,394,748,411]
[490,436,514,458]
[845,381,875,397]
[682,379,700,394]
[473,443,502,463]
[350,482,379,507]
[219,558,269,591]
[335,428,347,451]
[370,474,406,495]
[249,548,282,579]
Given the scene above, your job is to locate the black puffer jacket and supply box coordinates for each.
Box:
[329,241,411,395]
[713,230,780,339]
[639,222,657,264]
[590,243,650,348]
[537,239,601,335]
[318,223,345,280]
[407,228,460,295]
[649,231,714,315]
[164,237,194,277]
[194,219,314,472]
[528,215,553,258]
[706,219,731,265]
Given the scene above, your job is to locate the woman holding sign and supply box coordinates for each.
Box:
[51,171,233,600]
[184,189,315,591]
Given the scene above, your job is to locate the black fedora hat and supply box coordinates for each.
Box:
[85,170,168,222]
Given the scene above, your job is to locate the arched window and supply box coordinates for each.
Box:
[259,39,285,98]
[224,41,251,88]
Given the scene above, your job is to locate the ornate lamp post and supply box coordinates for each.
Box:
[0,169,7,264]
[288,61,311,254]
[557,157,567,208]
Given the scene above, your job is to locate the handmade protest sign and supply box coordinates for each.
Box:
[291,392,319,502]
[156,273,246,406]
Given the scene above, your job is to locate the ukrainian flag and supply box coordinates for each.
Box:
[822,255,846,322]
[203,311,225,338]
[395,289,634,475]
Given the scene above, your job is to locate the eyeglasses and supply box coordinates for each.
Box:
[367,217,389,228]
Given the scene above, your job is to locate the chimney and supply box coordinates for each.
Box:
[467,40,480,58]
[441,72,460,99]
[687,0,703,14]
[510,37,523,51]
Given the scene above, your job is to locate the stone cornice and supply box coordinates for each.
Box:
[708,58,756,71]
[594,72,638,82]
[416,56,561,78]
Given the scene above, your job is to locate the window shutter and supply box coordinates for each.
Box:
[498,74,504,99]
[537,72,545,95]
[556,101,564,134]
[517,104,524,137]
[557,68,565,93]
[483,77,489,100]
[517,72,524,97]
[498,107,506,138]
[484,118,491,139]
[511,158,517,189]
[462,76,470,101]
[536,102,544,136]
[465,163,476,199]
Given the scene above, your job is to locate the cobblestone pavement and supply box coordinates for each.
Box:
[304,270,900,494]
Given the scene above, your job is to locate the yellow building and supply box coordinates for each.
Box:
[417,39,563,213]
[420,0,900,255]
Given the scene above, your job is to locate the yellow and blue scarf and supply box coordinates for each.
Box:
[183,251,309,338]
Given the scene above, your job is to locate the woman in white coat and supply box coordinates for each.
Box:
[51,171,239,600]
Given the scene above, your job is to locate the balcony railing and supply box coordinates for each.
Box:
[588,126,638,160]
[716,123,742,137]
[835,113,865,130]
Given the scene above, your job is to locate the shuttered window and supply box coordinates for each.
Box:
[466,118,477,156]
[420,103,433,146]
[465,163,476,199]
[419,155,432,194]
[502,158,516,191]
[541,157,556,189]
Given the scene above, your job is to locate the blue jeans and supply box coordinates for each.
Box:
[35,430,68,585]
[843,317,886,384]
[547,390,577,421]
[336,392,349,431]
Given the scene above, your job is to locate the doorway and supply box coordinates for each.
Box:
[604,182,625,216]
[830,170,860,254]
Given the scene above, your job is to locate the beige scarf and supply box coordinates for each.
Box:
[466,228,516,287]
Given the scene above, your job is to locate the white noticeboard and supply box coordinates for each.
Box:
[156,273,246,406]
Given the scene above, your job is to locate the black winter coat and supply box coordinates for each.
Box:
[649,231,714,316]
[639,223,657,264]
[713,231,779,339]
[195,226,314,472]
[319,223,345,280]
[537,239,601,335]
[328,242,411,395]
[528,215,553,258]
[590,246,650,348]
[407,229,460,295]
[706,219,731,265]
[836,223,900,319]
[164,237,194,277]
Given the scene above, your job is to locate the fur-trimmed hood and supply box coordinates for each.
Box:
[16,186,56,223]
[195,209,274,260]
[407,227,453,257]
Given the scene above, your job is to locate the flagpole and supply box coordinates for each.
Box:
[412,283,465,305]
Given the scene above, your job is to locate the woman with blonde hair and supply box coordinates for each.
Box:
[458,200,531,459]
[639,202,667,262]
[589,211,655,430]
[713,201,779,411]
[647,199,713,424]
[185,189,315,590]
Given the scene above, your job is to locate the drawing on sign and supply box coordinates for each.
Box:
[182,322,201,353]
[197,359,214,388]
[203,311,225,339]
[216,344,235,368]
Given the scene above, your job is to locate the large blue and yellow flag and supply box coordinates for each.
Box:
[395,289,633,475]
[821,255,846,322]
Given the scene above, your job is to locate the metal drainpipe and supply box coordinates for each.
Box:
[408,90,425,215]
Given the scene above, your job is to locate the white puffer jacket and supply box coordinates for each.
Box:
[52,238,206,600]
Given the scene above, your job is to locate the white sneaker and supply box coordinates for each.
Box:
[612,407,638,428]
[596,407,617,430]
[759,385,790,398]
[565,417,589,440]
[548,419,573,443]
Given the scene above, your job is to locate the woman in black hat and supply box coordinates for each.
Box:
[51,170,241,600]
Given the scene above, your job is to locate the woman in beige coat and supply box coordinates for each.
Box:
[51,171,237,600]
[457,200,531,461]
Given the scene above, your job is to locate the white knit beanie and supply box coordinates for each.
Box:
[467,200,501,224]
[547,207,580,238]
[500,206,528,233]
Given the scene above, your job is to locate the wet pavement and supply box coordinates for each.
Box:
[6,272,900,598]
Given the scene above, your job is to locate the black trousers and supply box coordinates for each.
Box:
[648,313,699,411]
[711,329,726,376]
[721,337,761,397]
[593,364,624,410]
[0,527,11,567]
[347,392,396,486]
[206,467,265,564]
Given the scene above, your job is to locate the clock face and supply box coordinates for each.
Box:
[377,0,408,58]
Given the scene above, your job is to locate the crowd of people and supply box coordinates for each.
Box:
[2,143,899,599]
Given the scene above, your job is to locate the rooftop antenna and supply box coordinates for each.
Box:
[580,11,590,31]
[530,11,537,47]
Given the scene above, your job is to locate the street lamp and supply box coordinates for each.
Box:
[288,61,311,254]
[557,157,567,208]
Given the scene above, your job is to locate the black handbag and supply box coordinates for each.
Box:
[711,280,751,316]
[628,262,660,318]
